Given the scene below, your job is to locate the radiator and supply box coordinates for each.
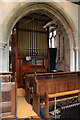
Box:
[61,103,80,119]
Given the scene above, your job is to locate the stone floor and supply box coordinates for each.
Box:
[1,88,39,120]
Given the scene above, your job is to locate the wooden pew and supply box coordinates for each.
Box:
[1,82,17,118]
[25,67,47,103]
[33,71,80,116]
[25,73,34,103]
[24,59,47,103]
[0,72,17,118]
[17,58,48,87]
[45,90,79,119]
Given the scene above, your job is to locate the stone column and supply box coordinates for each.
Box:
[73,47,78,71]
[69,48,75,71]
[0,48,2,72]
[0,42,9,72]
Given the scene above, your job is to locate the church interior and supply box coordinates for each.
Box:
[0,1,80,119]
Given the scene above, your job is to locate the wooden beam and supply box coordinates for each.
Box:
[18,28,47,34]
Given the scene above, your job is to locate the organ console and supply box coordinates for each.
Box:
[17,57,48,87]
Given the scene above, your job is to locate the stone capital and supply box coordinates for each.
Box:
[73,47,78,52]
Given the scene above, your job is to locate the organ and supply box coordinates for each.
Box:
[17,57,48,88]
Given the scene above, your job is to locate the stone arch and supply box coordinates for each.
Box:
[3,2,77,71]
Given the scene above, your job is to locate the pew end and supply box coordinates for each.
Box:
[45,90,79,119]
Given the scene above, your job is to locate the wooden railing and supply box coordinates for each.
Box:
[45,90,79,119]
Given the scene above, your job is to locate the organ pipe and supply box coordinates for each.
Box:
[18,19,48,57]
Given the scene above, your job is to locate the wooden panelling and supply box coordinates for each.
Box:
[1,82,16,118]
[2,101,12,108]
[2,106,11,113]
[2,91,11,102]
[17,59,23,87]
[17,58,47,87]
[36,77,78,95]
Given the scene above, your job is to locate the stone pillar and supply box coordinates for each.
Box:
[0,42,9,72]
[0,48,2,72]
[67,28,76,72]
[70,47,79,72]
[73,47,78,71]
[70,48,75,71]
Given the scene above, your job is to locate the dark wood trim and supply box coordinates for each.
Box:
[32,21,33,55]
[47,27,50,72]
[36,71,80,76]
[18,28,47,34]
[0,72,12,75]
[11,25,18,82]
[30,24,31,56]
[18,56,26,59]
[15,25,18,83]
[45,91,49,119]
[17,59,23,88]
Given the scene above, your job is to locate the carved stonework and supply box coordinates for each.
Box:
[0,75,11,82]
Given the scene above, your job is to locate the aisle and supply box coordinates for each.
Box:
[17,88,37,119]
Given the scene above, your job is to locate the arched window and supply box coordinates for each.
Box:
[49,30,56,48]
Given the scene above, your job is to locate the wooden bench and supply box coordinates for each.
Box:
[33,71,80,116]
[1,82,17,118]
[18,58,47,87]
[24,65,47,103]
[45,90,79,119]
[25,73,34,103]
[0,72,17,118]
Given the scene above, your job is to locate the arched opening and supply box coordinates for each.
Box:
[1,2,79,119]
[5,2,76,87]
[3,2,77,73]
[10,12,70,87]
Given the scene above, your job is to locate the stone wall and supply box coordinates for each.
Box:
[0,1,79,72]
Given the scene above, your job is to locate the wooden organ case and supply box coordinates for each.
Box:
[11,19,49,88]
